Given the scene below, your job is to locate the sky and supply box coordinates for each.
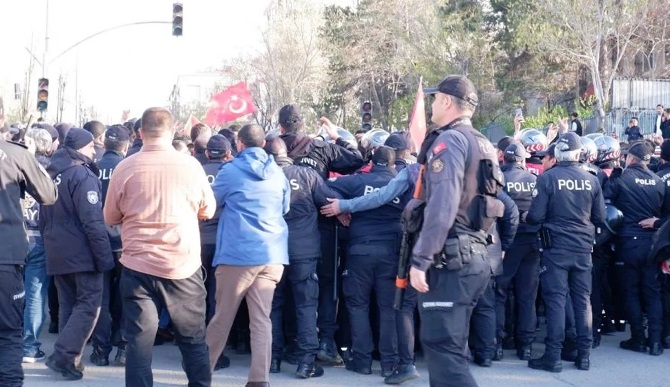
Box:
[0,0,355,124]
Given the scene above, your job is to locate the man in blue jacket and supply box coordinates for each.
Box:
[206,124,290,387]
[40,128,114,380]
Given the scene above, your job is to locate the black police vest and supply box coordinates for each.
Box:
[421,120,504,243]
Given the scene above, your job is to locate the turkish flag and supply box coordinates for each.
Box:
[184,114,202,131]
[408,77,427,153]
[204,82,257,126]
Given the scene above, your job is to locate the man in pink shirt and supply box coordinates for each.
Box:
[104,107,216,387]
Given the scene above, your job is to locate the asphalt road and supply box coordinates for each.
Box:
[22,326,668,387]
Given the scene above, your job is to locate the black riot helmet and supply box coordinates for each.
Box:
[594,203,624,246]
[594,135,621,165]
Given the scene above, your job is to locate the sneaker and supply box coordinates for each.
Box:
[22,349,46,363]
[384,364,420,385]
[114,347,126,366]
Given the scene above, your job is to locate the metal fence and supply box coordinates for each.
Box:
[612,78,670,110]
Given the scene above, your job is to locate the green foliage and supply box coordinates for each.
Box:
[521,105,568,130]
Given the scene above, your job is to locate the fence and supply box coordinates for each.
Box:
[612,78,670,110]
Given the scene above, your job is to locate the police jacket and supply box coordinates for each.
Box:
[502,162,539,243]
[199,160,226,245]
[604,163,670,236]
[98,150,124,203]
[40,147,114,275]
[328,164,405,245]
[411,119,504,271]
[194,150,208,166]
[487,190,519,276]
[126,138,142,157]
[280,133,365,179]
[527,161,605,254]
[276,156,341,260]
[23,154,51,245]
[0,141,57,265]
[580,162,606,187]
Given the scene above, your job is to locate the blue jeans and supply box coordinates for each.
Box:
[23,243,49,356]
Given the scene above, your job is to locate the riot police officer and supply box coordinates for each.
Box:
[495,143,540,360]
[655,140,670,348]
[409,75,503,386]
[526,132,605,372]
[604,141,670,355]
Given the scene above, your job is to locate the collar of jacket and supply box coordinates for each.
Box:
[555,161,579,167]
[417,116,472,165]
[370,164,397,176]
[275,155,294,167]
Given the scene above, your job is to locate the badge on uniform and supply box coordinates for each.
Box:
[87,191,99,204]
[433,142,447,155]
[430,158,444,173]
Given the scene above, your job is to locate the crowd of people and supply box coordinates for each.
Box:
[1,73,670,387]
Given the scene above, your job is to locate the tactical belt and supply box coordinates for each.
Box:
[434,234,487,270]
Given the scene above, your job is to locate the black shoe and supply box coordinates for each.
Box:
[46,355,84,381]
[75,362,85,372]
[384,364,420,385]
[114,347,126,366]
[317,339,343,365]
[560,349,577,362]
[283,349,300,365]
[245,383,270,387]
[649,342,664,356]
[502,336,516,350]
[528,356,562,373]
[381,366,396,378]
[662,336,670,350]
[90,348,110,366]
[345,361,372,375]
[295,362,324,379]
[575,355,590,371]
[592,333,601,349]
[517,346,532,361]
[493,339,504,361]
[48,320,59,334]
[600,321,616,335]
[473,355,492,367]
[215,354,231,370]
[270,358,281,374]
[620,339,647,353]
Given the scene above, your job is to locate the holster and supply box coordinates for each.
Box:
[435,235,486,271]
[540,228,552,250]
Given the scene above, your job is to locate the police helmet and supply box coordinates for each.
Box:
[585,133,604,141]
[593,135,621,165]
[579,136,598,163]
[517,128,548,156]
[360,128,390,152]
[318,127,357,148]
[594,203,624,246]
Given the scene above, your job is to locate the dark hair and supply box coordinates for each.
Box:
[372,145,396,166]
[141,108,173,138]
[104,138,129,152]
[218,128,238,155]
[238,124,265,148]
[190,123,210,142]
[497,136,514,151]
[264,137,288,158]
[571,112,578,118]
[172,139,188,153]
[631,116,639,121]
[228,124,241,133]
[83,120,106,139]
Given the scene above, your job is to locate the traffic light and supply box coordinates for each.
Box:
[361,100,372,131]
[172,3,183,36]
[37,78,49,112]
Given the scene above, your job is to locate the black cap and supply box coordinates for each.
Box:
[423,75,479,107]
[556,132,582,152]
[278,105,303,128]
[133,118,142,132]
[35,123,58,141]
[661,140,670,161]
[496,136,514,152]
[105,125,130,141]
[206,135,231,157]
[504,143,530,160]
[64,128,94,150]
[628,141,652,161]
[536,143,556,158]
[384,133,409,151]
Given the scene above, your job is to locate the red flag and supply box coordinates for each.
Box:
[184,114,202,131]
[204,82,257,126]
[408,77,427,153]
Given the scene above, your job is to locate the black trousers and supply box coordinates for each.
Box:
[397,284,418,366]
[271,258,320,364]
[317,223,339,343]
[0,265,24,387]
[419,253,489,387]
[591,245,613,331]
[121,267,211,387]
[471,277,496,359]
[53,271,104,365]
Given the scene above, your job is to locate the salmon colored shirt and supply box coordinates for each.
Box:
[103,143,216,279]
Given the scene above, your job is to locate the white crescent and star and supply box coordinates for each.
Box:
[228,95,248,114]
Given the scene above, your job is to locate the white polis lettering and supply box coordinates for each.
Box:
[99,168,114,181]
[635,178,656,186]
[557,179,592,191]
[290,179,301,191]
[363,185,400,204]
[506,181,535,192]
[300,158,318,168]
[54,174,62,185]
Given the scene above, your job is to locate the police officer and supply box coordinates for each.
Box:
[654,140,670,348]
[526,132,605,372]
[410,75,503,386]
[91,125,130,366]
[495,143,540,361]
[327,147,405,377]
[40,128,115,380]
[470,190,518,367]
[278,105,365,364]
[264,137,341,379]
[604,141,670,356]
[0,136,57,387]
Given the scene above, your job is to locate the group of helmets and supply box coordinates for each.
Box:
[515,128,621,166]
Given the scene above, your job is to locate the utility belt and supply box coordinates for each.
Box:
[434,234,487,271]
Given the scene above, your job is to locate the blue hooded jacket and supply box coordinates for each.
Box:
[212,147,290,266]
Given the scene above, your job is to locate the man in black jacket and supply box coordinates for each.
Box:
[0,138,57,387]
[40,128,115,380]
[126,119,143,157]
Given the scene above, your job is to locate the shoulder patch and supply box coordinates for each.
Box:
[432,142,447,154]
[430,158,444,173]
[86,191,99,204]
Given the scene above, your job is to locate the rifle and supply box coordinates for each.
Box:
[393,164,425,310]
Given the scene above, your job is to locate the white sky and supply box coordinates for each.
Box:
[0,0,354,124]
